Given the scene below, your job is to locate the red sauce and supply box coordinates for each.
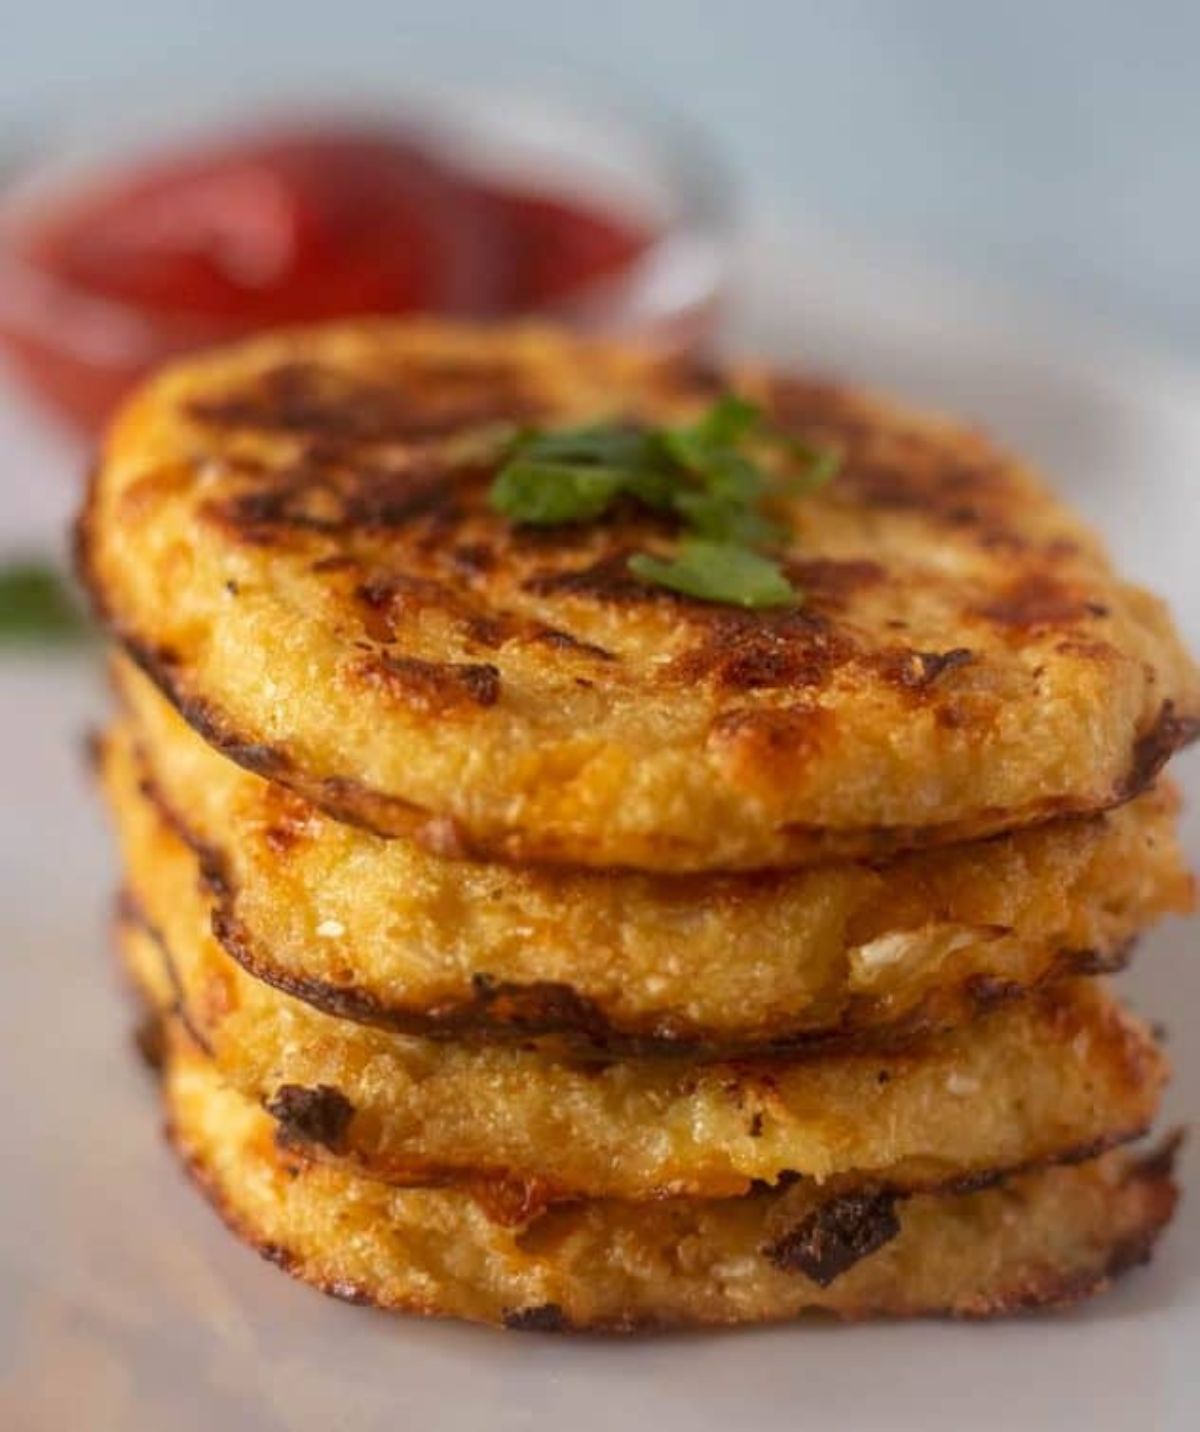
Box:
[0,126,652,432]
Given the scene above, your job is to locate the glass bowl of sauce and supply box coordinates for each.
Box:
[0,84,733,434]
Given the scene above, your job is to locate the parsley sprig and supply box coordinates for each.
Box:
[489,395,839,608]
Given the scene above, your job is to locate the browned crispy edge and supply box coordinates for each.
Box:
[158,1052,1181,1333]
[112,724,1135,1062]
[119,908,1159,1213]
[74,477,1200,872]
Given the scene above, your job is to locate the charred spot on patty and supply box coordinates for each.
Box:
[787,557,887,607]
[1123,702,1200,798]
[267,1084,356,1153]
[522,549,661,603]
[765,1190,902,1286]
[502,1302,571,1332]
[354,653,501,712]
[187,360,538,444]
[874,646,975,691]
[669,609,853,692]
[973,572,1098,629]
[965,973,1027,1011]
[131,1011,167,1073]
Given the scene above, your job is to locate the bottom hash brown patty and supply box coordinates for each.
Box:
[107,732,1168,1204]
[163,1040,1179,1331]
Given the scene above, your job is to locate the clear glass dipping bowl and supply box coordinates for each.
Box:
[0,80,736,435]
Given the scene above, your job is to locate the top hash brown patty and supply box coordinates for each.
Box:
[79,321,1200,871]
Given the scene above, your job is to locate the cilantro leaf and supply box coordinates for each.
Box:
[628,540,797,609]
[0,560,90,644]
[689,393,762,448]
[671,489,785,545]
[490,460,629,525]
[660,394,759,474]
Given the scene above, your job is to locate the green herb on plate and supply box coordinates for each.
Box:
[0,560,90,644]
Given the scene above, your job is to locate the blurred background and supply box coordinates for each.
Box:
[2,0,1199,559]
[6,0,1200,359]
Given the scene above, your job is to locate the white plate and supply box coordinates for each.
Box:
[2,226,1198,1432]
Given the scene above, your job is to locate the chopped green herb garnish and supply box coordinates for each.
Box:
[0,561,90,644]
[489,394,839,608]
[629,540,798,609]
[489,459,630,526]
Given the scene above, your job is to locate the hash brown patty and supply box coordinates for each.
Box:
[79,322,1200,871]
[117,655,1192,1055]
[164,1041,1179,1331]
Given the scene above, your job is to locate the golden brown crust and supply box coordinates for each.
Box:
[111,659,1192,1057]
[163,1042,1180,1331]
[108,766,1168,1204]
[78,322,1200,871]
